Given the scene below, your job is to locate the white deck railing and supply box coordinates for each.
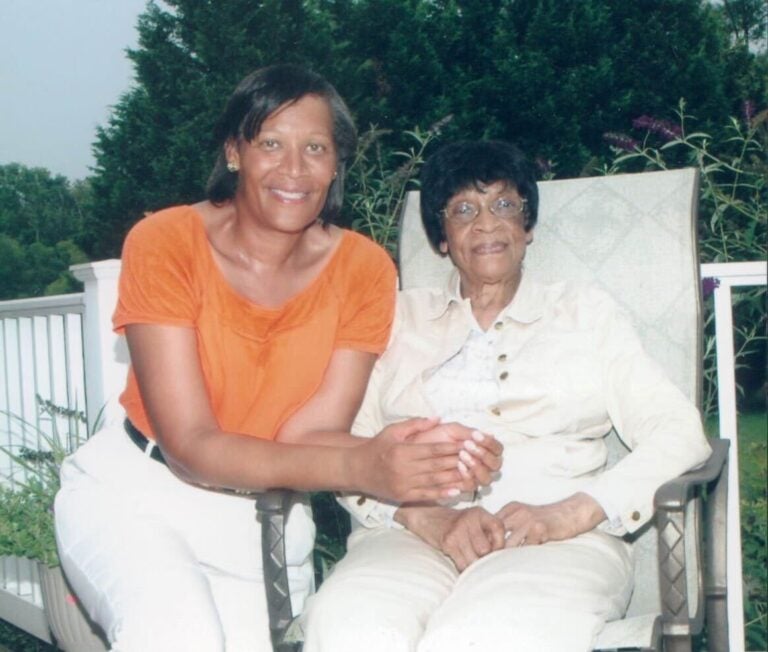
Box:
[0,293,85,484]
[0,260,126,643]
[701,261,767,652]
[0,259,765,649]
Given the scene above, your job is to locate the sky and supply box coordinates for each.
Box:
[0,0,149,181]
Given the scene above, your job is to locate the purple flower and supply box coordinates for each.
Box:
[603,131,639,152]
[632,115,655,131]
[632,115,682,141]
[535,157,553,176]
[742,100,755,126]
[702,277,720,298]
[427,114,454,137]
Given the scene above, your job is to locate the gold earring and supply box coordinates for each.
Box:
[227,160,239,173]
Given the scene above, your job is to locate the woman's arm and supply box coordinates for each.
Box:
[275,348,379,447]
[127,323,475,502]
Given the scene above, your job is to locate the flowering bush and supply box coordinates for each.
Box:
[345,117,452,256]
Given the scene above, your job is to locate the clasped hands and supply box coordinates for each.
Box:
[395,492,607,571]
[352,418,503,504]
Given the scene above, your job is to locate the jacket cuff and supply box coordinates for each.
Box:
[337,493,403,529]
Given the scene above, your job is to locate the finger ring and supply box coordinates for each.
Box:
[504,530,512,540]
[518,537,526,547]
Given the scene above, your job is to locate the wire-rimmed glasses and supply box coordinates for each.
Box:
[442,196,527,224]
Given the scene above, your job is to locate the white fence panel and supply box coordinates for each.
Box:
[0,294,86,486]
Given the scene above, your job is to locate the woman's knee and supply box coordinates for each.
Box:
[302,573,422,652]
[109,603,225,652]
[419,605,602,652]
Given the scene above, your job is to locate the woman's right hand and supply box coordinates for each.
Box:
[350,418,476,502]
[406,422,503,487]
[350,419,502,503]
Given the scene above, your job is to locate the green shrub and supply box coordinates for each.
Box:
[738,413,768,650]
[345,118,450,256]
[0,398,93,567]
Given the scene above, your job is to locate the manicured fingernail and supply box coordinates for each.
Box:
[464,440,480,454]
[459,449,476,466]
[444,488,461,497]
[471,430,485,442]
[457,460,469,477]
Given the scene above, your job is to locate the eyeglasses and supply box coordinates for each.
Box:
[442,196,527,224]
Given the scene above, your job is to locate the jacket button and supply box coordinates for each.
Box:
[490,407,501,416]
[498,353,507,362]
[631,511,641,521]
[494,321,504,330]
[499,371,509,380]
[356,496,367,506]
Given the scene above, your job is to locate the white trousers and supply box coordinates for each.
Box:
[302,526,633,652]
[54,423,315,652]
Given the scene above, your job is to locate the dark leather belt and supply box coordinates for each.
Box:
[124,419,166,465]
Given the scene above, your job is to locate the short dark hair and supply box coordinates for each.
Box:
[419,140,539,252]
[206,64,357,224]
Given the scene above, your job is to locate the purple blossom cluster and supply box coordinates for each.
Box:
[632,115,682,141]
[702,277,721,299]
[742,100,755,126]
[535,156,553,176]
[602,131,639,152]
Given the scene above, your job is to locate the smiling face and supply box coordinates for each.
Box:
[226,94,337,234]
[440,180,533,295]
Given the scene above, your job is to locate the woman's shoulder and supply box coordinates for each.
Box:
[333,229,397,275]
[126,205,201,243]
[396,285,450,323]
[535,278,625,329]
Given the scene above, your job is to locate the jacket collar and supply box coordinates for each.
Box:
[424,269,544,325]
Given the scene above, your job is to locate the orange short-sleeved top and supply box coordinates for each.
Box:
[113,205,397,440]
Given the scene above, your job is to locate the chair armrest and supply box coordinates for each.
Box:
[655,439,729,510]
[255,489,303,652]
[654,439,730,652]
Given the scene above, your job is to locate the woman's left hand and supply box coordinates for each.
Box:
[395,504,506,571]
[495,492,607,547]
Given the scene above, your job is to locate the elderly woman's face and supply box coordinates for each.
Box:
[226,94,337,233]
[439,180,533,289]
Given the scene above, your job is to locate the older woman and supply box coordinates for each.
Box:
[302,140,712,652]
[54,68,499,652]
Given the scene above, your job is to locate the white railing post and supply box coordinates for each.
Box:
[70,260,127,432]
[701,260,767,652]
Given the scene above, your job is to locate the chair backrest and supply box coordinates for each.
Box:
[397,168,702,617]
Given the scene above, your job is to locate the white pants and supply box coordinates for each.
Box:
[302,526,633,652]
[54,423,315,652]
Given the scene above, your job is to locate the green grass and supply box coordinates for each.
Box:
[0,620,54,652]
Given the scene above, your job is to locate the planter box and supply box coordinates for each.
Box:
[38,564,108,651]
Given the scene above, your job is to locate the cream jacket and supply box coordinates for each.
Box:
[340,273,711,535]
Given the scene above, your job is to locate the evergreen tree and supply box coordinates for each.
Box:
[0,164,89,299]
[84,0,762,258]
